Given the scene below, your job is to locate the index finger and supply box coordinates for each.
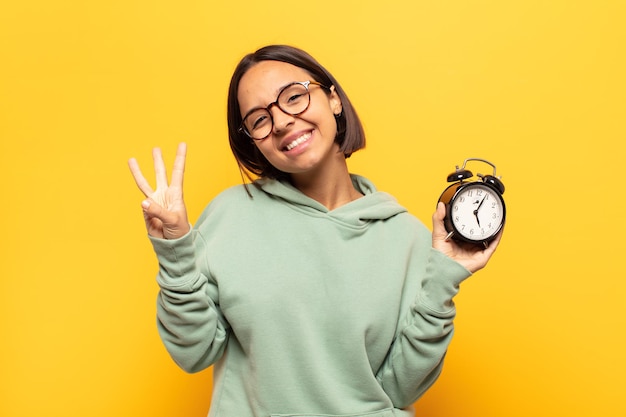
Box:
[128,157,155,197]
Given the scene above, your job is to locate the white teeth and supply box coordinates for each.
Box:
[285,132,311,150]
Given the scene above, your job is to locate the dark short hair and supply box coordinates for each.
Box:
[227,45,366,180]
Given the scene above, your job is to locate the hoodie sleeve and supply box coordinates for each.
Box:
[375,247,471,407]
[149,228,230,373]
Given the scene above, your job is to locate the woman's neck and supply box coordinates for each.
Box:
[290,158,363,210]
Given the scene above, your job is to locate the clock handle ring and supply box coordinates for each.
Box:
[461,158,498,177]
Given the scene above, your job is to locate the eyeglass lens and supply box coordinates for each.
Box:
[243,83,311,140]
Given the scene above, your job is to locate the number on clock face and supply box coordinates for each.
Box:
[451,184,504,240]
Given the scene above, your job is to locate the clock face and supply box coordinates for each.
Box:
[449,183,505,241]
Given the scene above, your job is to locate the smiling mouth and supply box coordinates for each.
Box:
[284,132,311,151]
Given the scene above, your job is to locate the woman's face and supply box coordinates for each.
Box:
[237,60,343,179]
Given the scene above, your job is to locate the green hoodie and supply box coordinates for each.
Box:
[149,175,471,417]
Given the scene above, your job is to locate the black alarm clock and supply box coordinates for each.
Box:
[437,158,506,247]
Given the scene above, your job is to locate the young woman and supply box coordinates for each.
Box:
[128,45,502,417]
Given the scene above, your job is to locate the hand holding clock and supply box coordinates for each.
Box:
[432,202,503,273]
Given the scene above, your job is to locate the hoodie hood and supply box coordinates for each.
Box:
[254,174,407,227]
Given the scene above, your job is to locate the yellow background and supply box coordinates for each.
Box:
[2,1,624,416]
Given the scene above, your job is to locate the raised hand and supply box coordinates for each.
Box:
[128,143,190,239]
[432,202,502,273]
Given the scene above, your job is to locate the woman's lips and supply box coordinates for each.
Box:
[284,131,312,151]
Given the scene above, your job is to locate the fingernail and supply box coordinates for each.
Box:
[141,200,150,209]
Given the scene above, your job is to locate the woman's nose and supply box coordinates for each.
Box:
[270,105,295,133]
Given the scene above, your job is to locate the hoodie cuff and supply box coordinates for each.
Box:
[418,248,472,314]
[148,227,196,280]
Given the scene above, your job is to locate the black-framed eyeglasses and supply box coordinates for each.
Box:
[238,80,329,141]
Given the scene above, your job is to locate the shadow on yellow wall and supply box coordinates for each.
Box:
[1,1,625,416]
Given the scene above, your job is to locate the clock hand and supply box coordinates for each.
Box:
[474,211,481,227]
[473,196,486,227]
[476,196,486,211]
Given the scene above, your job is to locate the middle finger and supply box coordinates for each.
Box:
[153,147,169,189]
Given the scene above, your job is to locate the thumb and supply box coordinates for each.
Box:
[432,202,448,237]
[141,199,189,239]
[141,199,169,223]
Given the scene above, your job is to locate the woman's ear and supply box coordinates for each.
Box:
[329,85,343,116]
